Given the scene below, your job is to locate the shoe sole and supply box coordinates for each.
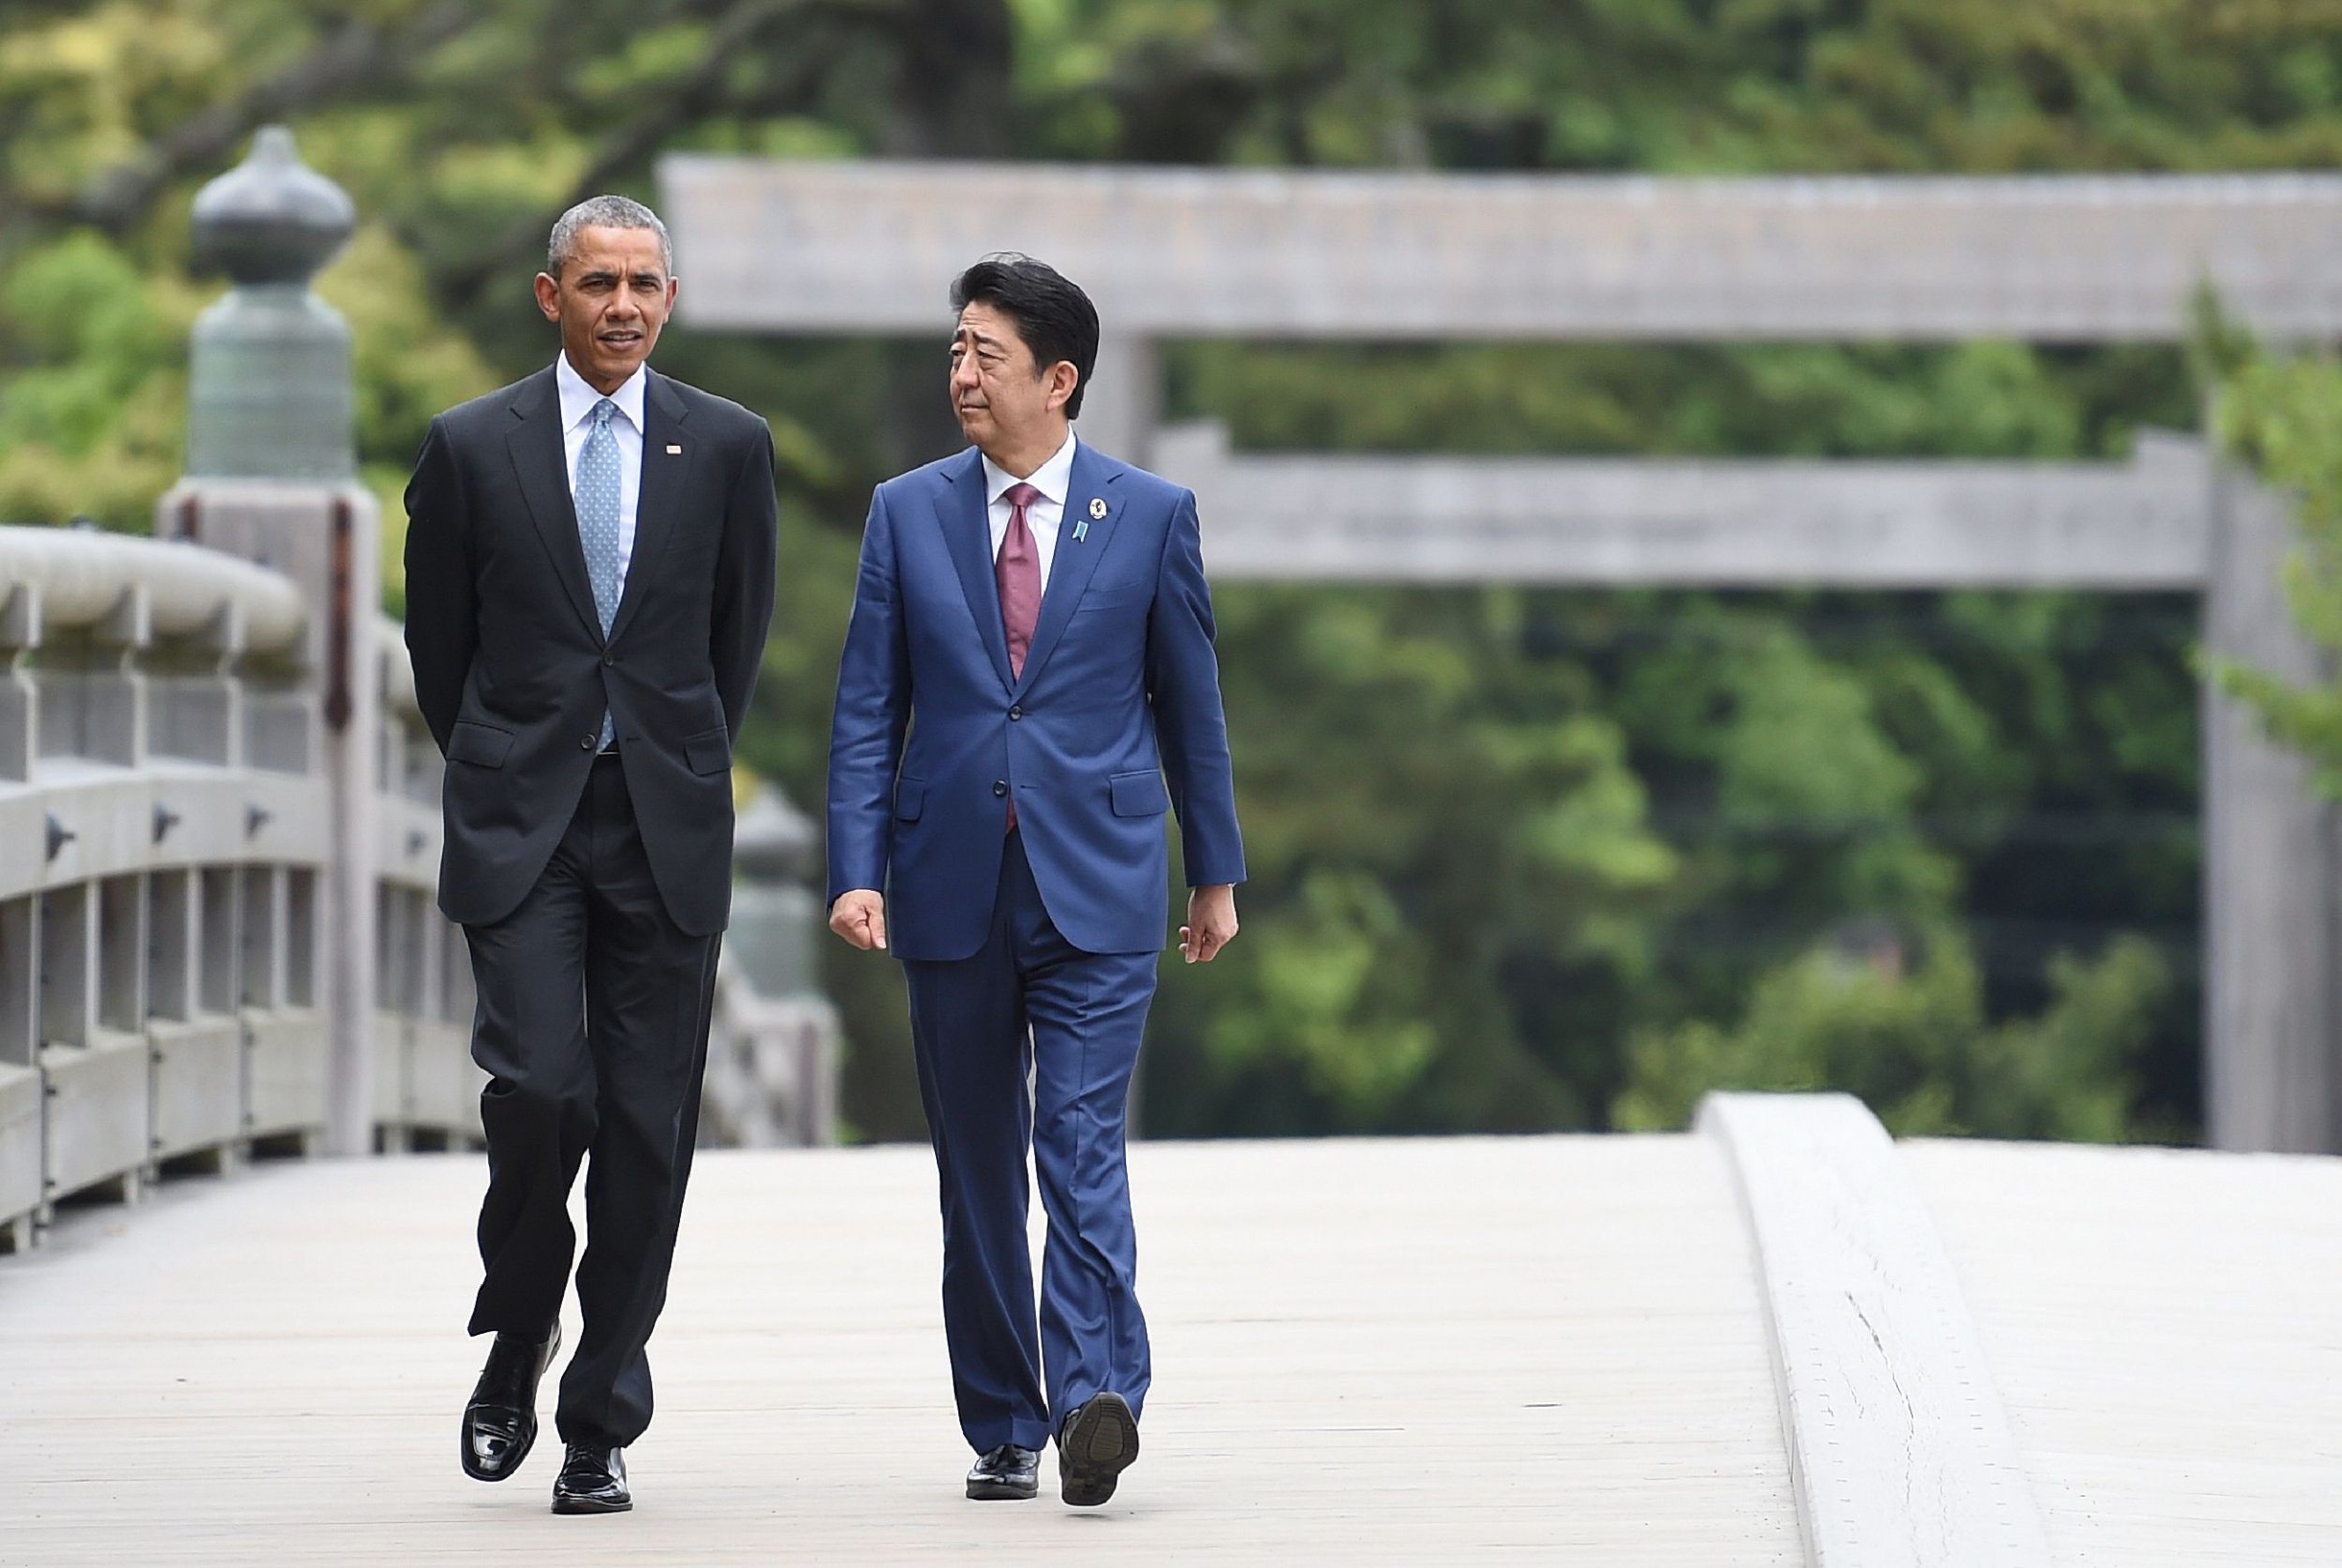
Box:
[550,1494,632,1516]
[965,1477,1040,1501]
[459,1323,561,1484]
[1059,1393,1139,1507]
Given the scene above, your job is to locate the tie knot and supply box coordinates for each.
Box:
[1004,482,1042,512]
[591,397,616,428]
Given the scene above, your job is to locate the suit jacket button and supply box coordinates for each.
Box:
[992,780,1008,797]
[602,653,616,667]
[580,735,594,750]
[1008,705,1022,720]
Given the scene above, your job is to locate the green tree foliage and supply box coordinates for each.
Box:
[1013,0,2342,172]
[6,0,2319,1141]
[0,229,194,526]
[1148,585,1676,1134]
[1614,930,2165,1142]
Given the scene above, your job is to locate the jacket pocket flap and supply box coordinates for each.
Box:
[1075,581,1150,613]
[683,725,731,777]
[446,721,513,768]
[1109,769,1169,818]
[894,777,926,821]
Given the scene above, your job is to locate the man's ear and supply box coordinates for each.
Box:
[534,273,561,321]
[1045,360,1080,415]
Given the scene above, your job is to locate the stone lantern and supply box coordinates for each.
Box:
[725,784,823,1000]
[185,126,359,481]
[698,783,839,1145]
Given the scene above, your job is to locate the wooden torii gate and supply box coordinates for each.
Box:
[660,159,2342,1153]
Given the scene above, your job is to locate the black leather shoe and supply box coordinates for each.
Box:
[1057,1392,1139,1507]
[460,1322,560,1482]
[551,1443,630,1515]
[966,1443,1040,1501]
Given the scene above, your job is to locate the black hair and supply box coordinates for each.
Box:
[949,254,1101,419]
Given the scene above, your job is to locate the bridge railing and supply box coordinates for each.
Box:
[371,613,482,1151]
[0,524,837,1251]
[0,524,341,1247]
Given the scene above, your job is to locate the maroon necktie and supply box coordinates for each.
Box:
[997,481,1043,830]
[998,481,1043,677]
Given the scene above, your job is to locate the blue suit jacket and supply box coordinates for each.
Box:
[826,440,1245,961]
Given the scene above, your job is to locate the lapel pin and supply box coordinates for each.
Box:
[1074,520,1088,542]
[666,444,682,454]
[1089,496,1108,520]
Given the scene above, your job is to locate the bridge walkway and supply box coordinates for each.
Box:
[3,1136,1798,1565]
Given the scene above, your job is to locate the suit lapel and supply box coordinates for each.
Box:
[1013,441,1122,697]
[504,367,603,643]
[606,371,691,646]
[939,449,1015,690]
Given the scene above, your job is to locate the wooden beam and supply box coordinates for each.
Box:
[1159,424,2213,588]
[661,159,2342,342]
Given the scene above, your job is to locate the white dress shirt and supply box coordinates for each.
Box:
[982,430,1078,591]
[556,352,646,581]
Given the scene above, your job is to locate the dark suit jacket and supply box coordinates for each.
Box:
[825,441,1244,960]
[403,363,778,936]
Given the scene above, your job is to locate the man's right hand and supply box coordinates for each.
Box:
[828,890,888,951]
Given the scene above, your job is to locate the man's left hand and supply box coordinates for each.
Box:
[1179,884,1238,965]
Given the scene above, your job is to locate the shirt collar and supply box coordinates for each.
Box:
[556,353,649,434]
[982,429,1079,508]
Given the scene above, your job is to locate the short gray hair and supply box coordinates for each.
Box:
[546,195,672,278]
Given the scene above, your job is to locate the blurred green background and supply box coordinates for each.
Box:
[10,0,2342,1144]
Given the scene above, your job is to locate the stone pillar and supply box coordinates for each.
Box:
[2202,460,2340,1152]
[155,126,381,1159]
[704,786,839,1146]
[727,787,823,999]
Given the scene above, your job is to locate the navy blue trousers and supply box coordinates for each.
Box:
[903,831,1158,1454]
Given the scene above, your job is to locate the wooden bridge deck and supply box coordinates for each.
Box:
[12,1127,2340,1565]
[1907,1138,2342,1567]
[0,1136,1801,1566]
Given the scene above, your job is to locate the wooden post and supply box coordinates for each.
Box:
[2202,463,2340,1151]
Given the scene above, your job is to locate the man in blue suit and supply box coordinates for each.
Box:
[826,255,1243,1508]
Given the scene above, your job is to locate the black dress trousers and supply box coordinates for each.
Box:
[462,752,719,1449]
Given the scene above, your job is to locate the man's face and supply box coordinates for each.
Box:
[535,226,676,393]
[950,301,1071,455]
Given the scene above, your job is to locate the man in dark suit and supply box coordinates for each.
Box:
[826,255,1244,1508]
[403,194,777,1516]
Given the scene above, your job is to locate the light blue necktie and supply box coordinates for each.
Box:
[577,397,624,749]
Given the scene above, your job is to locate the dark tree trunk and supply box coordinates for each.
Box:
[883,0,1014,159]
[872,0,1016,471]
